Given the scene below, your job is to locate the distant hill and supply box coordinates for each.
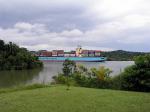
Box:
[101,50,149,61]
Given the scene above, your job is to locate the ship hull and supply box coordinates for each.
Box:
[38,57,107,62]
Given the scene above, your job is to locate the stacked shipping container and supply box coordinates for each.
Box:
[88,50,95,57]
[64,51,76,57]
[57,50,64,57]
[82,50,89,57]
[40,51,52,57]
[95,50,101,57]
[81,50,101,57]
[33,49,102,57]
[70,51,76,57]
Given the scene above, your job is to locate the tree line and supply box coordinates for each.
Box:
[101,50,148,61]
[0,40,43,70]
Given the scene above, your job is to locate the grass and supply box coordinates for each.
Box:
[0,84,50,94]
[0,85,150,112]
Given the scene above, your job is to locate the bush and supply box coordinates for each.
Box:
[53,61,113,89]
[52,74,67,84]
[52,74,77,86]
[111,75,123,90]
[53,55,150,92]
[73,73,90,87]
[117,55,150,92]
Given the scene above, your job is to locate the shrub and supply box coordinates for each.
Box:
[53,62,113,89]
[118,55,150,92]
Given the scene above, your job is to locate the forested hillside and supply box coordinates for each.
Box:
[101,50,148,61]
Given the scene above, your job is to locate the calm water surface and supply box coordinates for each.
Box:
[0,61,134,88]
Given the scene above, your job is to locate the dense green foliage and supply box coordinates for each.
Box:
[0,40,43,70]
[54,55,150,92]
[62,59,76,89]
[101,50,147,61]
[62,59,76,76]
[0,86,149,112]
[53,60,112,89]
[114,55,150,92]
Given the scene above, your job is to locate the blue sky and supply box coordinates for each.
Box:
[0,0,150,52]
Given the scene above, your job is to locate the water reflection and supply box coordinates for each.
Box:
[0,68,42,88]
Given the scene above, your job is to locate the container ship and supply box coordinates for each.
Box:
[32,46,107,62]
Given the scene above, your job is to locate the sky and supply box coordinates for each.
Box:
[0,0,150,52]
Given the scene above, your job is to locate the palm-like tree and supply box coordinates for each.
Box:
[91,66,112,80]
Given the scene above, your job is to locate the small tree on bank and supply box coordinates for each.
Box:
[91,66,112,81]
[62,59,76,90]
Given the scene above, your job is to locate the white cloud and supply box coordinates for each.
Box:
[123,14,150,28]
[60,29,83,37]
[0,21,150,52]
[0,0,150,51]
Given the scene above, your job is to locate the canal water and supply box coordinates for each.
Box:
[0,61,134,88]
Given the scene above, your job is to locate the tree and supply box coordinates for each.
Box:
[62,59,76,90]
[120,55,150,92]
[0,40,5,51]
[0,39,43,70]
[91,66,112,80]
[76,64,88,75]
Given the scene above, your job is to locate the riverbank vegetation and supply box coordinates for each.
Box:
[101,50,148,61]
[113,55,150,92]
[53,55,150,92]
[0,85,149,112]
[0,40,43,70]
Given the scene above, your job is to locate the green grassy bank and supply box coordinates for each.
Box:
[0,85,149,112]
